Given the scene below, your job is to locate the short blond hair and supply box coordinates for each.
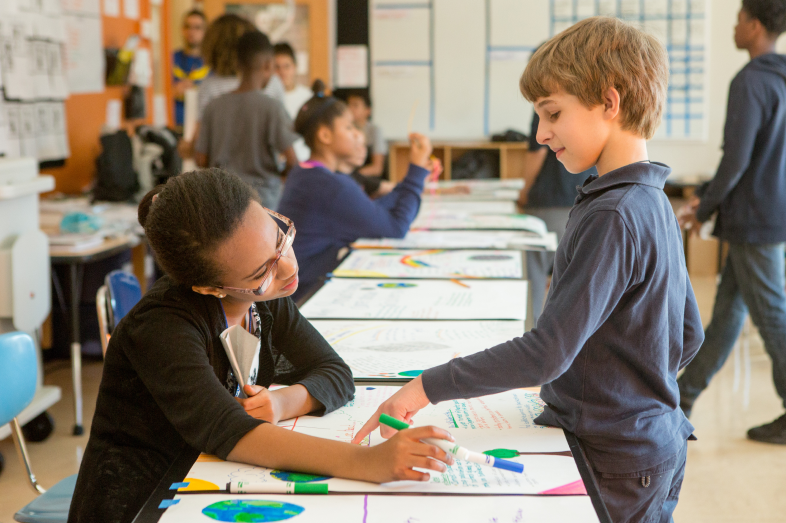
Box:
[520,17,668,139]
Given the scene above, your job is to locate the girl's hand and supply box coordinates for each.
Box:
[237,385,282,424]
[364,425,455,483]
[352,376,431,443]
[409,133,433,168]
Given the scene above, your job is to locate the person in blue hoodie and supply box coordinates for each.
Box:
[277,80,434,302]
[678,0,786,444]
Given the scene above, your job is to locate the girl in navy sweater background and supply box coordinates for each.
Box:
[277,81,434,301]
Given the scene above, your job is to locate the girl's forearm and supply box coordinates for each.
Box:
[272,384,324,421]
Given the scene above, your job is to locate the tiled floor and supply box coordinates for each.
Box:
[1,275,785,522]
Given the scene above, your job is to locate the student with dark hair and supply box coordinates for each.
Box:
[337,127,395,198]
[346,90,387,178]
[274,41,312,161]
[195,30,298,209]
[172,9,208,132]
[277,81,434,301]
[678,0,786,444]
[67,169,454,523]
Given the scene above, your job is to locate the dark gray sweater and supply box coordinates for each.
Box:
[697,53,786,243]
[67,276,354,523]
[423,162,704,474]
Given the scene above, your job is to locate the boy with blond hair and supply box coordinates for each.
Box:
[353,17,704,522]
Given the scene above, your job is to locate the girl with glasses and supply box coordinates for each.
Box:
[68,169,453,523]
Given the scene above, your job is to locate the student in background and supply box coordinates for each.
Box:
[274,42,313,119]
[274,42,313,161]
[195,31,297,209]
[677,0,786,444]
[180,14,288,157]
[346,90,387,178]
[354,18,703,523]
[67,169,454,523]
[172,9,208,133]
[277,82,434,302]
[517,109,597,324]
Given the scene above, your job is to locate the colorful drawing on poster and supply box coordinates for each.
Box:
[201,499,304,522]
[270,470,331,483]
[376,283,417,288]
[468,254,514,261]
[397,370,423,377]
[179,478,221,491]
[539,479,587,495]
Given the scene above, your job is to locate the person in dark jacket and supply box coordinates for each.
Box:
[678,0,786,444]
[277,81,434,302]
[354,18,704,523]
[67,169,453,523]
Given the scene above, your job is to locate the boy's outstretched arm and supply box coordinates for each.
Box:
[680,270,704,369]
[353,210,637,442]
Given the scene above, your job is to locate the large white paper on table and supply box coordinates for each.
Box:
[412,213,548,234]
[353,229,556,251]
[310,320,523,379]
[179,387,579,496]
[158,494,599,523]
[417,199,517,216]
[424,179,524,201]
[333,249,523,279]
[300,279,527,321]
[426,179,525,191]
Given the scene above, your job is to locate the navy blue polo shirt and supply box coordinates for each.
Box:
[422,161,704,473]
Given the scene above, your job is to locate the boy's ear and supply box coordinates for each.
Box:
[602,86,621,122]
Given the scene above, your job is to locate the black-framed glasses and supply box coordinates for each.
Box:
[216,208,296,296]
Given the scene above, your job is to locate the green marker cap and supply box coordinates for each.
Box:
[294,483,329,494]
[379,413,411,431]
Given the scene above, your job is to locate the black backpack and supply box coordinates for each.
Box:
[93,130,139,202]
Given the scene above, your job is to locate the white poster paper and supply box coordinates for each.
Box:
[333,249,523,279]
[352,230,554,250]
[180,388,578,496]
[411,213,548,234]
[158,494,599,523]
[335,44,368,88]
[63,12,104,94]
[300,279,528,321]
[310,320,523,380]
[123,0,140,20]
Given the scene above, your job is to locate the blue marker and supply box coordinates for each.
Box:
[379,414,524,474]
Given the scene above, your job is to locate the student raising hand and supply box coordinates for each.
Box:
[352,375,432,443]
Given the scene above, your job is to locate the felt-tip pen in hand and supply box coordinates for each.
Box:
[229,480,328,494]
[378,413,524,474]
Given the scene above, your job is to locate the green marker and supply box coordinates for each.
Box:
[378,414,524,474]
[229,480,328,494]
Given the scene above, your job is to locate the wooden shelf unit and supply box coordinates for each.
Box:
[387,141,529,183]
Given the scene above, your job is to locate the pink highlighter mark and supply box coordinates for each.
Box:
[539,480,587,495]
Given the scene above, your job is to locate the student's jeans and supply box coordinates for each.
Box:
[592,440,688,523]
[678,242,786,412]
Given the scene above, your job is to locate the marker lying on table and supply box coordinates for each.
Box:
[229,481,328,495]
[378,413,524,474]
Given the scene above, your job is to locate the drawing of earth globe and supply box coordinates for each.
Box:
[201,500,304,522]
[270,470,331,482]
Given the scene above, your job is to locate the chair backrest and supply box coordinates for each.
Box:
[105,270,142,329]
[96,285,111,357]
[0,332,37,427]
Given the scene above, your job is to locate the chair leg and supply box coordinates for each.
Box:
[10,417,46,494]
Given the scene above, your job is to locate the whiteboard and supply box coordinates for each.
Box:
[370,0,711,145]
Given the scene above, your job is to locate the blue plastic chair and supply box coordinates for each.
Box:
[0,332,76,523]
[105,270,142,329]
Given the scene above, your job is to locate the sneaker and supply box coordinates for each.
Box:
[747,414,786,445]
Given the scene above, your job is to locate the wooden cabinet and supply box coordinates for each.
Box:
[387,141,529,182]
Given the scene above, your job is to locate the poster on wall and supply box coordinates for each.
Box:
[62,12,104,94]
[226,3,311,85]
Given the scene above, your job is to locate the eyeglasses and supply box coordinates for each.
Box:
[216,208,296,297]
